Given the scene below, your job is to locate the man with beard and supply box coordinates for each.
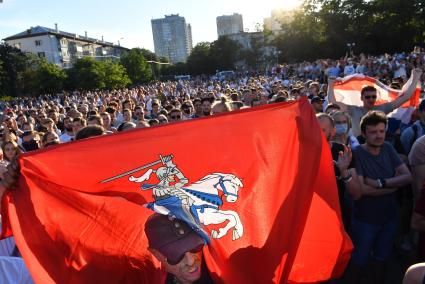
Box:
[59,116,74,143]
[347,111,412,283]
[145,213,214,284]
[200,98,213,117]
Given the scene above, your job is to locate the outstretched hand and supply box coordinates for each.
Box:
[336,145,352,173]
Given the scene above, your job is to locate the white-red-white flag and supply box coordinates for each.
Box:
[333,74,420,122]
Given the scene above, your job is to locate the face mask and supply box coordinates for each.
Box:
[335,124,349,135]
[22,140,40,152]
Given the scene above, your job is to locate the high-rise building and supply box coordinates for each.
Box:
[151,14,192,63]
[216,13,244,37]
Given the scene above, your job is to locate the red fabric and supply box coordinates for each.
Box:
[1,98,352,283]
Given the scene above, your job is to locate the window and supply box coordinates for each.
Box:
[37,52,45,58]
[35,40,42,46]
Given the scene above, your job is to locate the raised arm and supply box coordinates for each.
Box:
[336,145,362,200]
[327,77,348,111]
[391,68,422,110]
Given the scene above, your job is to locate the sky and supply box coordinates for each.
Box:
[0,0,301,51]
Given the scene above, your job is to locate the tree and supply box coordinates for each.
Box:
[102,61,131,90]
[33,60,67,94]
[0,43,29,96]
[120,48,152,84]
[273,0,425,62]
[66,57,105,90]
[0,58,6,97]
[186,42,215,75]
[241,37,264,69]
[210,36,241,71]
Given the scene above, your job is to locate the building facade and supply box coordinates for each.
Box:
[3,25,128,68]
[216,13,244,37]
[263,9,295,33]
[151,14,192,63]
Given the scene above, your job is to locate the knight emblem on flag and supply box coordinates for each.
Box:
[101,154,244,241]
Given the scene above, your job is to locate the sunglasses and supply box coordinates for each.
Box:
[166,244,204,265]
[171,115,181,120]
[364,95,377,100]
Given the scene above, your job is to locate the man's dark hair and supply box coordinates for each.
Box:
[88,110,99,117]
[73,117,87,127]
[201,97,214,104]
[117,122,136,132]
[158,109,168,116]
[88,115,103,126]
[360,86,377,96]
[75,125,105,140]
[105,107,116,115]
[360,110,387,133]
[22,130,40,139]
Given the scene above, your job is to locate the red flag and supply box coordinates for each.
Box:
[333,74,420,121]
[1,98,351,283]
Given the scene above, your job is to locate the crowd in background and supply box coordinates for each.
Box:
[0,47,424,283]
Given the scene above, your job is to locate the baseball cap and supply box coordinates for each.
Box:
[145,214,204,264]
[310,96,324,104]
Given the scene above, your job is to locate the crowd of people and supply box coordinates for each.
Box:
[0,47,425,283]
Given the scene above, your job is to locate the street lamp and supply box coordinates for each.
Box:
[118,37,124,46]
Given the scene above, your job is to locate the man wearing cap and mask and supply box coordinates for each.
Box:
[145,213,214,284]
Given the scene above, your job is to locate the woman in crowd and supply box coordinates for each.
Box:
[2,140,21,163]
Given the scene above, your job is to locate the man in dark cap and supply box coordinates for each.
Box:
[310,96,324,114]
[144,213,214,284]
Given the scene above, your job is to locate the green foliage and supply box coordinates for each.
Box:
[65,57,131,91]
[120,48,153,84]
[0,43,30,96]
[33,60,67,94]
[0,58,5,97]
[102,60,131,90]
[186,42,215,75]
[240,37,264,69]
[210,36,241,71]
[164,37,242,77]
[66,57,105,90]
[274,0,425,61]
